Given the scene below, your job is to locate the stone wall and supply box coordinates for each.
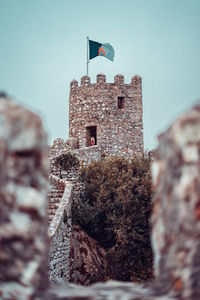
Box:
[49,138,71,159]
[48,177,73,283]
[49,144,102,173]
[48,144,103,220]
[73,145,102,165]
[48,151,81,219]
[69,73,143,158]
[151,103,200,299]
[0,96,48,299]
[48,175,107,286]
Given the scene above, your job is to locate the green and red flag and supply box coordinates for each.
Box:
[89,39,115,62]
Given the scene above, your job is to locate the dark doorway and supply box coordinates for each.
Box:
[86,126,97,147]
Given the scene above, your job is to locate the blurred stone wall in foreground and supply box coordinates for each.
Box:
[0,96,48,299]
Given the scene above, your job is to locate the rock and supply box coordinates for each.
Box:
[69,225,107,285]
[151,103,200,299]
[0,97,48,299]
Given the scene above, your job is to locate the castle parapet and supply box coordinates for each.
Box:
[131,75,142,88]
[70,80,78,90]
[81,76,90,87]
[97,73,106,83]
[70,74,143,88]
[114,74,124,85]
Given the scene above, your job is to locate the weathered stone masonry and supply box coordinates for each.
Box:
[49,73,144,219]
[68,73,143,158]
[48,73,144,225]
[47,74,144,284]
[3,95,200,299]
[0,96,48,299]
[48,175,73,283]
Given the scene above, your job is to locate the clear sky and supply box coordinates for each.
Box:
[0,0,200,150]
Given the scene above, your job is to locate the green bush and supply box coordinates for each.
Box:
[72,155,153,282]
[55,152,79,171]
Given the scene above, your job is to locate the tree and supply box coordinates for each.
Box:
[72,155,153,282]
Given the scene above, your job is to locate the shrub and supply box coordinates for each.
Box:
[72,155,153,282]
[55,152,79,171]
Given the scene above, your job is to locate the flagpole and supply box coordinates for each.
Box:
[87,36,89,76]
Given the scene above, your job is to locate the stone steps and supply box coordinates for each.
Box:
[48,182,64,224]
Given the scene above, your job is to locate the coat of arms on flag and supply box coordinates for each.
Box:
[89,39,115,62]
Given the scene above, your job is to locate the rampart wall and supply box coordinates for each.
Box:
[48,175,73,282]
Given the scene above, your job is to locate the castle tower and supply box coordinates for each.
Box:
[68,73,143,158]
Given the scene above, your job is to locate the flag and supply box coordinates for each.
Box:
[89,39,115,61]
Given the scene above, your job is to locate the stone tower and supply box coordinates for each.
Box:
[68,73,143,158]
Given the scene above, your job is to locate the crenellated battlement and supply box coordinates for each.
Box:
[70,73,142,90]
[68,73,143,157]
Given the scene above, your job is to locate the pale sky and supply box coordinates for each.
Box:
[0,0,200,150]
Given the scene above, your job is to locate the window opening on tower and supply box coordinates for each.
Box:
[118,97,125,109]
[86,126,97,147]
